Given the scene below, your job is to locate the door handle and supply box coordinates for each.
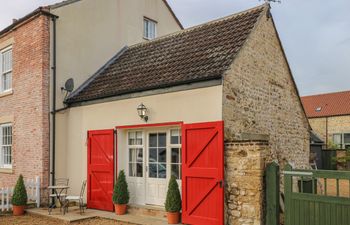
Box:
[219,180,224,188]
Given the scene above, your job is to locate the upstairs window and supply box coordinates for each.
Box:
[0,47,12,93]
[143,18,157,40]
[0,123,12,169]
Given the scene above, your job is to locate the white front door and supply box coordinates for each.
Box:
[146,132,168,205]
[126,128,182,206]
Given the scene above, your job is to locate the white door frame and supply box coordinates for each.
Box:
[125,126,182,206]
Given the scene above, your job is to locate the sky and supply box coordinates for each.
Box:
[0,0,349,96]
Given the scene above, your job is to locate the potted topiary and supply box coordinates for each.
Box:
[165,175,182,224]
[113,170,129,215]
[12,174,28,216]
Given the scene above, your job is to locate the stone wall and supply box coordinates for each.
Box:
[309,115,350,147]
[222,9,310,170]
[225,140,268,225]
[0,14,51,202]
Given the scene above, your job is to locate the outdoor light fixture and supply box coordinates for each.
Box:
[137,103,148,122]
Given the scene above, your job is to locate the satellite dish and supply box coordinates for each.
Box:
[64,78,74,92]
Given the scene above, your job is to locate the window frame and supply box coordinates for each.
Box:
[0,123,12,169]
[169,128,182,180]
[332,133,350,149]
[127,131,144,177]
[143,17,157,40]
[0,46,13,93]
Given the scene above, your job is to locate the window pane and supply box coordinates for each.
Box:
[158,164,166,178]
[129,162,143,177]
[149,133,157,147]
[333,134,342,145]
[136,131,143,145]
[143,20,148,38]
[171,148,180,163]
[137,148,143,162]
[158,133,166,147]
[149,163,157,178]
[128,132,135,145]
[149,148,157,163]
[158,148,166,162]
[143,19,156,39]
[129,148,143,163]
[1,125,12,167]
[344,134,350,144]
[136,163,143,177]
[171,164,180,179]
[171,129,179,144]
[2,72,12,91]
[2,49,12,72]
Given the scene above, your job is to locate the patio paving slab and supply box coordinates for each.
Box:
[26,207,181,225]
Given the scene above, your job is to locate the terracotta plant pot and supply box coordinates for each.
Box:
[12,205,25,216]
[115,204,127,215]
[167,212,180,224]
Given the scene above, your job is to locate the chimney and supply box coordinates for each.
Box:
[12,19,18,24]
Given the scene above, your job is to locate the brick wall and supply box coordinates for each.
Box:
[0,15,50,201]
[225,141,268,225]
[222,10,310,170]
[309,115,350,146]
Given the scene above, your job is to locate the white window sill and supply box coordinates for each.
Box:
[0,89,13,98]
[0,168,13,174]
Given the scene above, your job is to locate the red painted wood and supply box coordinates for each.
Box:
[182,121,224,225]
[116,121,183,129]
[87,129,115,212]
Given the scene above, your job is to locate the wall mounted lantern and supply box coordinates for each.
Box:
[137,103,148,122]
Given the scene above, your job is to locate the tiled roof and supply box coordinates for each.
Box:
[66,5,266,104]
[301,90,350,118]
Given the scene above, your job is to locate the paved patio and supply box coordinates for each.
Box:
[26,207,179,225]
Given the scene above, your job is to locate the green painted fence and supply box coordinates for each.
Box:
[284,164,350,225]
[266,162,280,225]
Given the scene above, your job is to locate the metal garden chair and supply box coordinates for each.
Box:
[63,180,87,215]
[48,178,69,210]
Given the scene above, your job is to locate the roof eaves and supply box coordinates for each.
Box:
[66,46,129,103]
[0,7,58,38]
[308,113,350,119]
[68,75,222,105]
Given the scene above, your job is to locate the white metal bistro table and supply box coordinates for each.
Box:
[48,185,69,214]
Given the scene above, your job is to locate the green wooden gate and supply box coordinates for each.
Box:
[284,164,350,225]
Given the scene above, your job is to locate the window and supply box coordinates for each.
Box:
[0,124,12,169]
[333,134,342,148]
[0,47,12,92]
[333,133,350,149]
[170,129,181,179]
[143,18,157,40]
[128,131,143,177]
[344,134,350,150]
[148,132,167,179]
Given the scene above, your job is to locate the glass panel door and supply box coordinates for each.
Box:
[148,132,167,179]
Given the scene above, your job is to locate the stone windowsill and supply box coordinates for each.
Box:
[0,89,13,98]
[0,168,13,174]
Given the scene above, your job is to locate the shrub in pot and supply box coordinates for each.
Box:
[12,174,28,216]
[165,175,182,224]
[113,170,129,215]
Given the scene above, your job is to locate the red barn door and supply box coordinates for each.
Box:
[87,129,115,211]
[182,121,224,225]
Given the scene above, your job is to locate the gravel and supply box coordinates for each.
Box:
[0,214,121,225]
